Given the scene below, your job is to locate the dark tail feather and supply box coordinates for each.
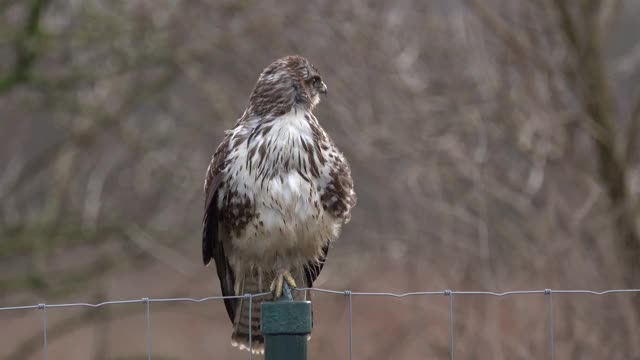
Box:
[231,277,267,354]
[231,270,312,353]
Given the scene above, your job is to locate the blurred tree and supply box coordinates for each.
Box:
[466,0,639,304]
[0,0,49,93]
[1,0,639,359]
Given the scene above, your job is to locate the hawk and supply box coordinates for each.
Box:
[202,55,356,352]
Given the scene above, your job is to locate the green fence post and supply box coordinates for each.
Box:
[261,283,312,360]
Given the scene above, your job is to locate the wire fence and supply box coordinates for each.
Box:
[2,287,640,360]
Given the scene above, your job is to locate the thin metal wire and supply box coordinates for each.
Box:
[451,290,546,296]
[551,289,640,295]
[345,290,353,360]
[445,290,454,360]
[1,305,40,311]
[3,288,639,313]
[39,304,47,360]
[144,298,151,360]
[248,294,253,360]
[1,286,638,360]
[545,289,554,360]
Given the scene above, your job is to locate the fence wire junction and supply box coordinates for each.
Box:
[2,287,640,360]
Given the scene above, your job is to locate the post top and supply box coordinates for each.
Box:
[261,300,312,335]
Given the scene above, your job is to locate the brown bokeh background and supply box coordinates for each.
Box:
[2,0,640,359]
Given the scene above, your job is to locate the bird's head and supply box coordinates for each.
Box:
[248,55,327,116]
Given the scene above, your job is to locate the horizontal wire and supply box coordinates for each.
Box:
[1,288,639,311]
[550,289,640,295]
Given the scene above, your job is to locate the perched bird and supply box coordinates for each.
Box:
[202,55,356,352]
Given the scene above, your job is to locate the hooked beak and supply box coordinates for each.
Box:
[320,82,328,96]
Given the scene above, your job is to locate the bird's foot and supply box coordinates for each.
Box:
[270,269,297,299]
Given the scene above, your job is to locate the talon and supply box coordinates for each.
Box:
[275,276,283,298]
[284,272,297,289]
[269,278,277,294]
[270,269,297,298]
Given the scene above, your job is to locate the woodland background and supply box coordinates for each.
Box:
[1,0,640,359]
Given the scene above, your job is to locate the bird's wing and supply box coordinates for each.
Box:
[304,138,357,286]
[202,132,237,323]
[304,244,329,286]
[320,145,357,223]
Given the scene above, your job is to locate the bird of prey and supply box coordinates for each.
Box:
[202,55,356,352]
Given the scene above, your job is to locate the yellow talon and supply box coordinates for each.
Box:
[284,272,297,289]
[270,269,297,298]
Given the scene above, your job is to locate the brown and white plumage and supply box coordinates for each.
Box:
[202,55,356,352]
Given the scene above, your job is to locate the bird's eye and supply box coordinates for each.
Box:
[311,76,321,85]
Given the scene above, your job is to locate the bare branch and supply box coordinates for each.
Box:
[628,96,640,163]
[0,0,50,93]
[597,0,622,35]
[551,0,582,52]
[463,0,553,73]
